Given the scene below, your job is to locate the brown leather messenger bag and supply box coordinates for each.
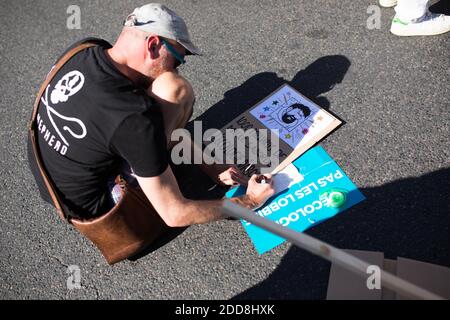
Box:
[28,42,168,265]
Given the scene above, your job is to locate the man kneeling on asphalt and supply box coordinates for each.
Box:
[27,3,274,232]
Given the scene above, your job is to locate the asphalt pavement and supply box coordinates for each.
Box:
[0,0,449,299]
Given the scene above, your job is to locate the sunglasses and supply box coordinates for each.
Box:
[160,38,186,69]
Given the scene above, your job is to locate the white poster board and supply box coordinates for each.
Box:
[218,84,342,174]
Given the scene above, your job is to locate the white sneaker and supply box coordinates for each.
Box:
[379,0,397,8]
[391,12,450,36]
[380,0,439,8]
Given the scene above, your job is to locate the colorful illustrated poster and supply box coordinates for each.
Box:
[249,85,337,149]
[226,146,366,254]
[215,84,341,176]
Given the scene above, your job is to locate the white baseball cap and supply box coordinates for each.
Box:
[124,3,200,55]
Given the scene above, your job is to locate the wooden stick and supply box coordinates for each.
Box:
[222,200,445,300]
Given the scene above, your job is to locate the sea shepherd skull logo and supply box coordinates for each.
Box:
[51,70,85,104]
[39,70,87,149]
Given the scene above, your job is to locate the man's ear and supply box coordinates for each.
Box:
[146,36,161,60]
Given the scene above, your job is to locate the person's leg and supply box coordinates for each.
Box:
[391,0,450,36]
[148,71,194,149]
[395,0,429,22]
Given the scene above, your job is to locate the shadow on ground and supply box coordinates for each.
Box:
[232,167,450,299]
[191,54,351,130]
[184,54,351,198]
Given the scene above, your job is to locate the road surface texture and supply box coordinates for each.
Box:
[1,0,449,299]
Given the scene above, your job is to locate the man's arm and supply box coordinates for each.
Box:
[136,166,274,227]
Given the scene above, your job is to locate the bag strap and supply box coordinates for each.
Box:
[28,42,97,222]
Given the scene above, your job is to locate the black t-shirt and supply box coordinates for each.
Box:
[27,38,168,218]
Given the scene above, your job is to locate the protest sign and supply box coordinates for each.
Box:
[213,84,342,175]
[226,146,366,254]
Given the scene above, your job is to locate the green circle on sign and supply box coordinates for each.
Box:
[328,190,346,208]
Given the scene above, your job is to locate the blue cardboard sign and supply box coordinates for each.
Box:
[226,146,366,254]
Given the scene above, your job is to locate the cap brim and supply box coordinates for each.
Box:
[178,39,201,56]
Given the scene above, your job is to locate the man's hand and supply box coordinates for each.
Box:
[202,164,249,187]
[245,174,276,209]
